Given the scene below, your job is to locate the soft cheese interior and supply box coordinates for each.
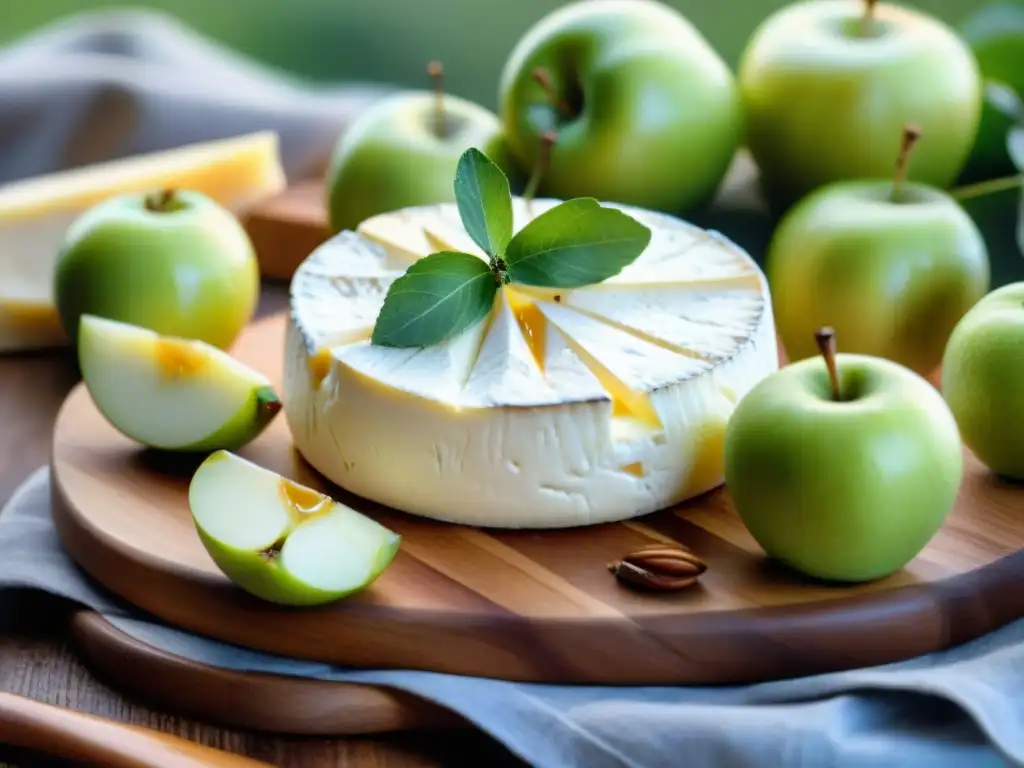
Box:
[284,199,778,528]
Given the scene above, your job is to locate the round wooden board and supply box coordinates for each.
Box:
[52,313,1024,685]
[69,611,459,735]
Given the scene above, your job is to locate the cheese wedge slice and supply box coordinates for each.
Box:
[0,132,286,352]
[284,198,778,528]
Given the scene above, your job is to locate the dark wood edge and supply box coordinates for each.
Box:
[69,611,465,735]
[0,691,274,767]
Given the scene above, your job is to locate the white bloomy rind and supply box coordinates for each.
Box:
[284,198,778,528]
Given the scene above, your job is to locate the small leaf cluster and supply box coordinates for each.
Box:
[371,149,651,348]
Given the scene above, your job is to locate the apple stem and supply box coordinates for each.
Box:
[531,68,574,118]
[144,188,176,212]
[523,130,558,216]
[861,0,878,35]
[951,173,1024,202]
[815,327,842,402]
[891,124,922,203]
[427,60,446,138]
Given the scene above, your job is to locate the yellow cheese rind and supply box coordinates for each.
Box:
[0,300,66,352]
[285,198,778,528]
[0,132,286,217]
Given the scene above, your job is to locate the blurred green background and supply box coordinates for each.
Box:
[2,0,1019,288]
[0,0,994,109]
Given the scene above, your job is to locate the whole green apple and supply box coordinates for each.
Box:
[54,189,259,351]
[958,80,1023,186]
[739,0,983,211]
[942,283,1024,479]
[767,167,990,377]
[961,2,1024,105]
[326,89,520,234]
[498,0,742,215]
[725,331,963,582]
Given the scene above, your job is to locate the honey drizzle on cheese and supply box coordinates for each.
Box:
[308,348,333,387]
[504,288,547,372]
[550,328,662,429]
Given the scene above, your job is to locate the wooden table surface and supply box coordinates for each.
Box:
[0,284,523,768]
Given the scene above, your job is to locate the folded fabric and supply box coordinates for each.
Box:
[0,9,392,185]
[0,467,1017,768]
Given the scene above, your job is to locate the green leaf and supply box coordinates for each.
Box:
[504,198,652,288]
[371,252,497,348]
[453,149,513,257]
[1009,127,1024,256]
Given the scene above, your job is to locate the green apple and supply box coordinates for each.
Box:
[54,189,259,351]
[767,161,990,377]
[942,282,1024,479]
[189,450,401,606]
[326,89,520,234]
[78,314,280,452]
[724,331,963,582]
[739,0,983,211]
[497,0,742,215]
[961,2,1024,105]
[958,80,1023,186]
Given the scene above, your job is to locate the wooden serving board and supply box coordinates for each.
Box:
[70,612,457,735]
[243,180,328,281]
[50,312,1024,686]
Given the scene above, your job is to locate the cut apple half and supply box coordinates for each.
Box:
[189,451,401,606]
[78,314,281,452]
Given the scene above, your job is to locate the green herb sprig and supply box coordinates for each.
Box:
[370,149,651,348]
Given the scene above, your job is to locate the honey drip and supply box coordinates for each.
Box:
[154,338,207,380]
[505,289,547,371]
[308,348,333,387]
[278,477,333,521]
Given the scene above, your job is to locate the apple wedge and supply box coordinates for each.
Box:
[78,314,281,452]
[189,451,401,606]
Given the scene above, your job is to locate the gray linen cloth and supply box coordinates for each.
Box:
[2,469,1020,768]
[1,10,1021,768]
[0,9,390,184]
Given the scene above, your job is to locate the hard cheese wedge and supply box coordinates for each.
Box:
[283,199,778,528]
[0,131,286,352]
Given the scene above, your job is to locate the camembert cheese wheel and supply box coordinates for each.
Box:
[284,199,778,528]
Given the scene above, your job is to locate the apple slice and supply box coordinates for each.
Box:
[78,314,281,451]
[189,451,401,606]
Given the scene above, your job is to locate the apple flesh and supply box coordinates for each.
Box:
[54,189,259,351]
[942,283,1024,480]
[325,90,520,234]
[189,451,401,606]
[78,314,281,452]
[739,0,983,211]
[767,180,990,377]
[724,352,963,582]
[498,0,742,215]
